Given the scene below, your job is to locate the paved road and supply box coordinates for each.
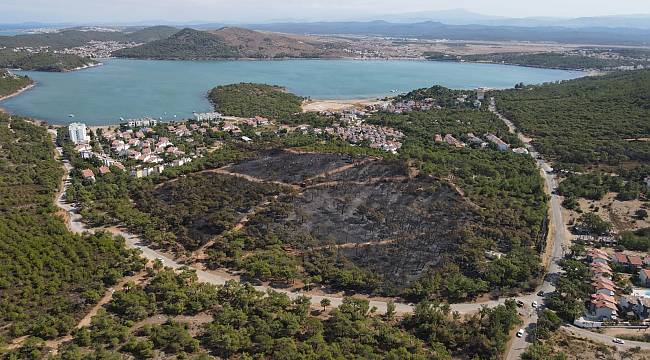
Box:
[489,100,570,360]
[563,325,650,351]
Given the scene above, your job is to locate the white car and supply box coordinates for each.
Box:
[532,301,538,308]
[516,329,525,338]
[613,338,625,344]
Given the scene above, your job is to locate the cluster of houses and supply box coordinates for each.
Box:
[375,98,438,114]
[129,156,195,179]
[56,40,142,59]
[433,132,528,154]
[104,127,179,164]
[586,248,650,321]
[324,123,404,154]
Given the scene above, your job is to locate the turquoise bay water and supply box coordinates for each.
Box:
[1,59,583,125]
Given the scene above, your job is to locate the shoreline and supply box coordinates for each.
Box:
[0,82,36,103]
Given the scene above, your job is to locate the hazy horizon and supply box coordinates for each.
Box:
[2,0,650,24]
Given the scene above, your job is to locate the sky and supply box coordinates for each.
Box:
[2,0,650,24]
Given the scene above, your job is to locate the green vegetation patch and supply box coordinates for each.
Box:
[0,69,32,97]
[208,82,303,120]
[495,69,650,166]
[0,49,97,72]
[0,115,143,340]
[6,267,522,359]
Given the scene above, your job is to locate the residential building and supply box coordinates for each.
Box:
[69,123,89,144]
[98,166,111,176]
[81,168,95,181]
[640,269,650,287]
[591,300,618,320]
[628,255,644,270]
[194,112,222,122]
[485,133,509,151]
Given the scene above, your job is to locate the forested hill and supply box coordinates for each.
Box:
[113,28,239,59]
[495,69,650,167]
[0,26,179,49]
[114,27,348,59]
[0,49,97,72]
[0,69,32,97]
[0,114,143,341]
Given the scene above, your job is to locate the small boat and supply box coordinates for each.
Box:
[68,114,75,118]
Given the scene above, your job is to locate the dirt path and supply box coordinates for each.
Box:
[305,238,399,252]
[8,270,147,354]
[192,197,275,261]
[301,157,379,183]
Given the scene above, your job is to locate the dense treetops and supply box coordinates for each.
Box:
[0,69,32,97]
[395,85,479,109]
[495,69,650,167]
[208,83,304,119]
[6,266,521,359]
[0,114,143,341]
[0,49,97,72]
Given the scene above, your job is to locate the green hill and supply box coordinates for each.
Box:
[114,28,239,60]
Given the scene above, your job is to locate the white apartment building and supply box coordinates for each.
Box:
[68,123,89,144]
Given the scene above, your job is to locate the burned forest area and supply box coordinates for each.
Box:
[135,149,542,302]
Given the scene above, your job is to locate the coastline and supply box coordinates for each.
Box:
[64,61,103,72]
[0,82,35,103]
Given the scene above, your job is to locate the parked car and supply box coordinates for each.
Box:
[516,300,525,307]
[517,329,525,338]
[537,290,544,296]
[613,338,625,344]
[532,301,538,308]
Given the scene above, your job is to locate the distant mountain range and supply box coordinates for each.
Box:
[249,21,650,45]
[361,9,650,29]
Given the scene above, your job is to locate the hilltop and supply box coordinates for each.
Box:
[114,27,348,59]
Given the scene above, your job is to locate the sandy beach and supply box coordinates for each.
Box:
[302,98,383,112]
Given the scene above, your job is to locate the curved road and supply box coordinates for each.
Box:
[490,99,650,357]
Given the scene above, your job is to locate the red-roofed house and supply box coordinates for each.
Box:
[113,162,125,171]
[81,169,95,181]
[613,253,629,265]
[98,166,111,176]
[591,293,617,304]
[591,262,612,276]
[628,255,644,270]
[591,300,618,320]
